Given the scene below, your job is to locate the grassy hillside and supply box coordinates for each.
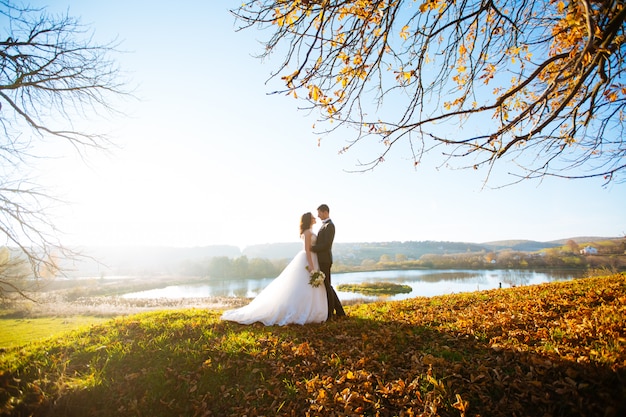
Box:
[1,274,624,417]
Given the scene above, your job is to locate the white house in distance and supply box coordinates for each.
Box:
[580,246,598,255]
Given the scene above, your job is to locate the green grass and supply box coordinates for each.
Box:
[1,274,625,417]
[337,281,413,295]
[0,316,110,348]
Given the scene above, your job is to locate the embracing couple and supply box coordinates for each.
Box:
[221,204,346,326]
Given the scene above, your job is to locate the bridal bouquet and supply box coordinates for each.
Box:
[308,270,326,287]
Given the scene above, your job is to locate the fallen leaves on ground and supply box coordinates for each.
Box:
[1,274,624,417]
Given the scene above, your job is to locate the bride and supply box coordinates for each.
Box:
[220,212,328,325]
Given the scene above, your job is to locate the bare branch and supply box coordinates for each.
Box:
[0,1,130,300]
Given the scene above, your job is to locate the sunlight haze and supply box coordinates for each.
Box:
[30,1,626,250]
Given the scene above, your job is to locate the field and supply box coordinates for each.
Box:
[0,316,110,348]
[1,273,624,416]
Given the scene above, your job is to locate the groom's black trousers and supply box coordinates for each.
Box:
[319,261,345,320]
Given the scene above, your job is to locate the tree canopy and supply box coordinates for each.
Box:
[233,0,626,184]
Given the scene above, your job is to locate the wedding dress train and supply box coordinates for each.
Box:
[221,235,328,326]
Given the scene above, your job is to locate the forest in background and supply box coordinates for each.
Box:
[60,237,626,280]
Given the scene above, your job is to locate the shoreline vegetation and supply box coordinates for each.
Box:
[1,273,624,416]
[0,266,599,320]
[0,263,619,320]
[337,282,413,296]
[155,249,626,281]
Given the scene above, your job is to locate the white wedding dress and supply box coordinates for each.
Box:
[221,234,328,325]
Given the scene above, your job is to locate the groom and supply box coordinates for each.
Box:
[312,204,346,321]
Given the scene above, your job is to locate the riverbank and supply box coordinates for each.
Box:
[1,268,589,318]
[1,274,368,318]
[1,275,236,318]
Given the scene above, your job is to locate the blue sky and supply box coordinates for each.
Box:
[28,1,626,249]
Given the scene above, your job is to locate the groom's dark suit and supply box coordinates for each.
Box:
[312,218,345,320]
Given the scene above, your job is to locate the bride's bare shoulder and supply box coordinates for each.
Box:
[301,229,317,241]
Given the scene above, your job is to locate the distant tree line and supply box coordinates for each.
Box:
[178,256,288,280]
[417,251,583,270]
[171,250,625,282]
[333,240,626,273]
[33,238,622,282]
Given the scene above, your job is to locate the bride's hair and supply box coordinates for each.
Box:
[300,212,313,235]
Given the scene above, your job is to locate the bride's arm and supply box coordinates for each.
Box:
[304,230,315,271]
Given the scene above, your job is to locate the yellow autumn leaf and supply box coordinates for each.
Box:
[273,8,284,26]
[399,25,410,40]
[606,91,618,102]
[309,85,321,101]
[281,69,300,84]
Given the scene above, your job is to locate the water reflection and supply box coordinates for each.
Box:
[122,269,586,302]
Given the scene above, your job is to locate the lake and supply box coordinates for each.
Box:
[121,269,587,302]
